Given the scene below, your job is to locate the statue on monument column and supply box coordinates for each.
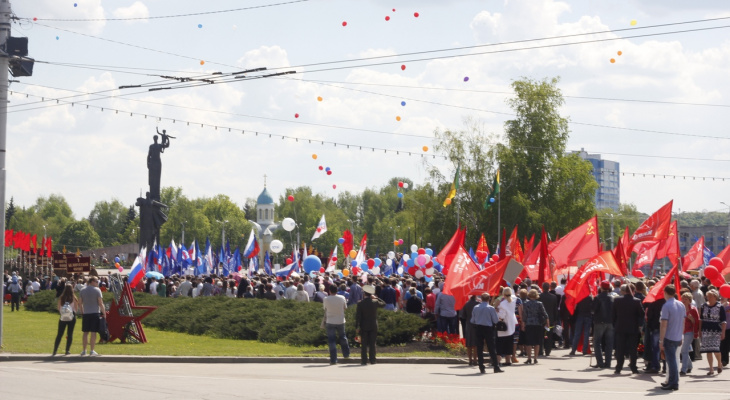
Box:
[147,128,173,201]
[136,192,168,252]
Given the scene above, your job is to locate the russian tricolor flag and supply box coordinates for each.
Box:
[243,229,260,259]
[129,247,147,288]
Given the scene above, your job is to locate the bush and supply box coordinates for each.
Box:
[23,289,114,312]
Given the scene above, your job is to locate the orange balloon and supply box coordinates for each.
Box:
[422,146,429,152]
[342,269,350,277]
[317,96,323,102]
[312,154,317,160]
[617,51,622,56]
[349,250,357,259]
[610,58,616,63]
[396,116,401,121]
[200,60,205,65]
[393,240,399,246]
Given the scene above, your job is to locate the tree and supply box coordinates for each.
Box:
[59,220,102,250]
[243,198,257,221]
[88,199,128,246]
[34,194,74,239]
[202,194,250,249]
[597,204,645,248]
[5,196,15,226]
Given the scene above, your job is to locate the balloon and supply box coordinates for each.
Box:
[403,183,409,189]
[397,266,404,275]
[114,256,120,263]
[422,146,428,152]
[342,269,350,277]
[610,58,616,63]
[408,266,418,276]
[325,167,331,171]
[385,16,390,21]
[400,65,406,71]
[424,254,431,264]
[407,259,414,267]
[632,269,645,278]
[333,184,337,189]
[200,60,204,65]
[398,181,404,188]
[515,277,522,285]
[327,171,332,175]
[402,254,410,261]
[351,260,358,267]
[720,284,730,299]
[630,19,637,26]
[705,266,719,279]
[709,257,724,270]
[74,3,77,7]
[416,255,427,267]
[287,195,295,202]
[282,218,296,232]
[463,77,469,82]
[286,258,293,265]
[117,266,124,272]
[387,251,395,259]
[312,154,317,159]
[617,51,622,56]
[371,267,380,275]
[444,198,452,205]
[417,248,426,255]
[317,96,323,101]
[425,267,434,276]
[397,192,403,198]
[319,267,325,273]
[414,12,419,17]
[56,36,60,40]
[367,259,375,268]
[393,240,399,246]
[374,258,382,267]
[396,116,401,121]
[268,240,283,254]
[410,244,418,253]
[361,262,369,271]
[492,254,500,261]
[386,259,393,267]
[349,250,358,258]
[115,262,120,268]
[415,269,424,279]
[198,24,202,28]
[401,101,406,106]
[425,248,433,256]
[338,238,345,244]
[398,239,404,245]
[490,198,495,203]
[342,21,347,26]
[295,113,299,118]
[303,255,322,274]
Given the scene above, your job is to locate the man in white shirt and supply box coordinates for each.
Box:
[303,275,316,300]
[323,284,350,364]
[285,280,298,300]
[149,278,158,295]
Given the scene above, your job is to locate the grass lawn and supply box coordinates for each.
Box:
[0,305,316,356]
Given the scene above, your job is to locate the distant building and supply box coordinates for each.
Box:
[250,183,280,268]
[678,225,727,255]
[573,149,620,212]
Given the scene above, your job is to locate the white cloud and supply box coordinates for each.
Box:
[112,1,149,23]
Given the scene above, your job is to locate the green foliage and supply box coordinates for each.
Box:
[597,203,646,248]
[676,211,728,228]
[7,194,74,247]
[5,196,15,226]
[24,289,114,312]
[88,199,130,246]
[59,220,103,250]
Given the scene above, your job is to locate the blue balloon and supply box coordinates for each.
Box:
[303,255,322,274]
[374,258,382,267]
[350,260,358,267]
[411,252,418,260]
[198,24,203,28]
[360,262,369,271]
[424,276,433,282]
[401,101,406,106]
[425,248,433,256]
[114,256,120,263]
[325,167,331,172]
[337,272,344,278]
[397,192,404,198]
[490,198,495,203]
[338,237,345,244]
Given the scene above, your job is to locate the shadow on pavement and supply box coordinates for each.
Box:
[546,377,600,384]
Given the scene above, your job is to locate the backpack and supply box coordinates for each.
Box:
[60,302,74,321]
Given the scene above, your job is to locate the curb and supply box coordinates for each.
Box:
[0,354,465,364]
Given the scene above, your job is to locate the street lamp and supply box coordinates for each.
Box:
[607,213,615,249]
[181,220,187,245]
[217,220,229,246]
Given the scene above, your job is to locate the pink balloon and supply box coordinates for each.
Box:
[416,255,427,267]
[398,239,404,245]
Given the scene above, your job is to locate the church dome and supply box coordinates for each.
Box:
[257,187,274,205]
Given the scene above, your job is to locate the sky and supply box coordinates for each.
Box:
[7,0,730,220]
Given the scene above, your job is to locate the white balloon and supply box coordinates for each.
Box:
[403,182,409,189]
[423,254,431,264]
[270,240,284,253]
[397,267,404,275]
[402,254,410,261]
[282,217,296,232]
[386,259,393,266]
[425,267,434,276]
[371,267,380,275]
[410,244,418,253]
[415,269,424,279]
[387,251,396,260]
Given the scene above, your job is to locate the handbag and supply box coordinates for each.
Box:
[496,319,508,332]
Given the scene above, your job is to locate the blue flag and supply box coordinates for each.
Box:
[264,251,273,275]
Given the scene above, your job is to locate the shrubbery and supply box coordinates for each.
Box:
[24,291,428,347]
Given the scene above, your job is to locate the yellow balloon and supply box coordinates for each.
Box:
[343,269,350,277]
[312,154,318,160]
[630,19,637,26]
[422,146,429,152]
[317,96,323,102]
[396,116,401,121]
[349,250,357,258]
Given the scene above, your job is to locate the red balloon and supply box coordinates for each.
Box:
[294,113,299,118]
[385,16,390,21]
[491,254,500,262]
[352,267,360,275]
[705,266,719,280]
[709,257,724,270]
[286,258,292,265]
[400,64,406,71]
[332,184,337,189]
[367,259,375,268]
[417,248,426,255]
[319,267,325,273]
[632,269,645,278]
[515,277,522,285]
[319,166,324,170]
[414,12,419,17]
[398,181,404,188]
[720,284,730,299]
[426,261,433,268]
[392,8,396,12]
[287,195,295,202]
[327,170,332,175]
[342,21,347,26]
[407,266,418,276]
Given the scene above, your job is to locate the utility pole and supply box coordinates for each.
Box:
[181,220,186,246]
[0,0,13,347]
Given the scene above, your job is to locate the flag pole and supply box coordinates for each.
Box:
[497,181,501,252]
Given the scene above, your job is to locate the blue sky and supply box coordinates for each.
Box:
[8,0,730,218]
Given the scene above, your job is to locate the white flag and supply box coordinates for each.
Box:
[326,246,338,273]
[311,214,328,241]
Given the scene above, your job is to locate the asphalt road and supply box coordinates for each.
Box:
[1,350,729,399]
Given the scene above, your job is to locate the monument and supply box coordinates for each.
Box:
[137,129,172,251]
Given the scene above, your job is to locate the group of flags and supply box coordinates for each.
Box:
[4,229,52,257]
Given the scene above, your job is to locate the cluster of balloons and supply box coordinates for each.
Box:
[475,250,489,263]
[481,254,502,270]
[401,245,437,279]
[397,181,410,189]
[392,238,404,246]
[706,257,728,287]
[115,256,123,272]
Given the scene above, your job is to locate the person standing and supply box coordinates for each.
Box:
[592,281,615,369]
[379,279,397,311]
[323,284,350,365]
[347,279,362,306]
[699,289,727,375]
[521,289,549,365]
[539,282,558,356]
[497,287,520,366]
[613,284,645,374]
[435,291,458,334]
[680,292,700,375]
[52,284,78,356]
[659,285,686,391]
[355,285,385,365]
[690,280,705,361]
[460,295,479,366]
[471,293,504,374]
[7,273,22,311]
[645,296,666,374]
[79,276,105,356]
[570,296,593,356]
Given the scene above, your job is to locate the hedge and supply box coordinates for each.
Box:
[23,291,428,347]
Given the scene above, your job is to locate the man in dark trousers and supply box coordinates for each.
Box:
[471,293,504,374]
[539,282,558,356]
[612,284,645,374]
[355,285,385,365]
[592,280,615,369]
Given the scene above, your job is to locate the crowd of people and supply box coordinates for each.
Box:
[3,268,729,389]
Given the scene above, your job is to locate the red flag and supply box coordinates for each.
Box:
[442,245,482,310]
[23,232,31,252]
[467,257,511,296]
[523,238,541,281]
[681,236,705,271]
[629,200,673,250]
[644,264,681,303]
[716,245,730,277]
[506,226,524,262]
[523,234,535,261]
[613,241,627,276]
[31,234,37,254]
[655,221,679,266]
[4,229,11,247]
[564,251,622,314]
[538,227,550,284]
[342,230,353,256]
[438,227,466,276]
[12,230,20,249]
[633,241,660,270]
[548,216,600,272]
[476,233,489,255]
[499,227,507,258]
[46,237,53,258]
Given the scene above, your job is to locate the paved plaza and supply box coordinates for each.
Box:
[1,349,729,399]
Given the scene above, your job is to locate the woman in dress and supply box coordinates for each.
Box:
[521,289,549,365]
[699,289,727,375]
[496,287,520,366]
